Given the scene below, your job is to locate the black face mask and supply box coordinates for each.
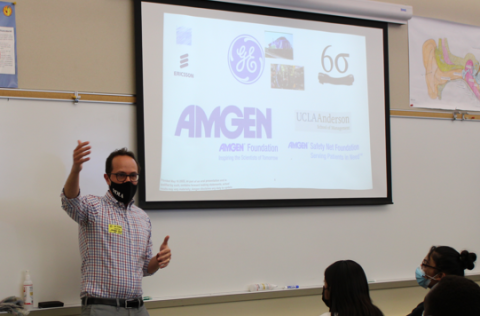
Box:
[322,286,331,308]
[110,181,137,204]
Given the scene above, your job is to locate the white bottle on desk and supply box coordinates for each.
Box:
[23,270,33,309]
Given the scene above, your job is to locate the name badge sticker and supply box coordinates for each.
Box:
[108,224,123,235]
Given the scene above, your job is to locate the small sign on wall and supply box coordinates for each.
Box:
[0,1,17,88]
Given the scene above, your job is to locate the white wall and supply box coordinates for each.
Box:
[2,0,480,315]
[1,98,479,306]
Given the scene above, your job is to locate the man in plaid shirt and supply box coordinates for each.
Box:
[61,140,172,316]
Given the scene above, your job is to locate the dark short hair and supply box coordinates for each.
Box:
[424,275,480,316]
[428,246,477,276]
[105,148,140,174]
[324,260,384,316]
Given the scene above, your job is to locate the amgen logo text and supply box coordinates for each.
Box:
[175,105,272,139]
[228,35,264,84]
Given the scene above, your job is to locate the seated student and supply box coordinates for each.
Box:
[408,246,477,316]
[320,260,384,316]
[423,275,480,316]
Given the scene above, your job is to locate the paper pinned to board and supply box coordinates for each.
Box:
[0,26,15,75]
[409,16,480,111]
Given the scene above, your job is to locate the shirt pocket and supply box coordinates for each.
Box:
[129,215,151,256]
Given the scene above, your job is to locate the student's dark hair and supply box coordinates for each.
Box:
[324,260,384,316]
[424,275,480,316]
[428,246,477,276]
[105,148,140,174]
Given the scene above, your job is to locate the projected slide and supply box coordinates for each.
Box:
[159,14,371,192]
[139,0,389,205]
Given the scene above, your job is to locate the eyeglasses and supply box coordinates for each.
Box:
[108,172,140,182]
[421,262,439,271]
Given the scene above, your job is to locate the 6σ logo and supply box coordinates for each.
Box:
[228,35,264,84]
[318,45,354,86]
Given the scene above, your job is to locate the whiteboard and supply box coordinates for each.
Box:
[1,98,479,305]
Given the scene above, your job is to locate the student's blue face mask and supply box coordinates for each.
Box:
[415,266,438,289]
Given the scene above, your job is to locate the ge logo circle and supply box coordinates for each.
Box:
[228,35,264,84]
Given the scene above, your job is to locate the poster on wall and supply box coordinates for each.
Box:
[0,1,17,88]
[409,17,480,111]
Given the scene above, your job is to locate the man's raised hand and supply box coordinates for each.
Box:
[72,140,91,173]
[63,140,91,199]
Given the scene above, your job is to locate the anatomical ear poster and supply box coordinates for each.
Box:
[409,16,480,111]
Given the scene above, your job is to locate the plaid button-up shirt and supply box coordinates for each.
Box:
[61,190,155,299]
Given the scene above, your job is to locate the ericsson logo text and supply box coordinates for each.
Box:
[174,71,194,78]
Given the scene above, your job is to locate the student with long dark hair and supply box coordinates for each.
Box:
[321,260,383,316]
[408,246,477,316]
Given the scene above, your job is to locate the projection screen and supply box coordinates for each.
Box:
[135,0,392,209]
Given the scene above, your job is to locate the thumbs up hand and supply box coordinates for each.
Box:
[155,235,171,269]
